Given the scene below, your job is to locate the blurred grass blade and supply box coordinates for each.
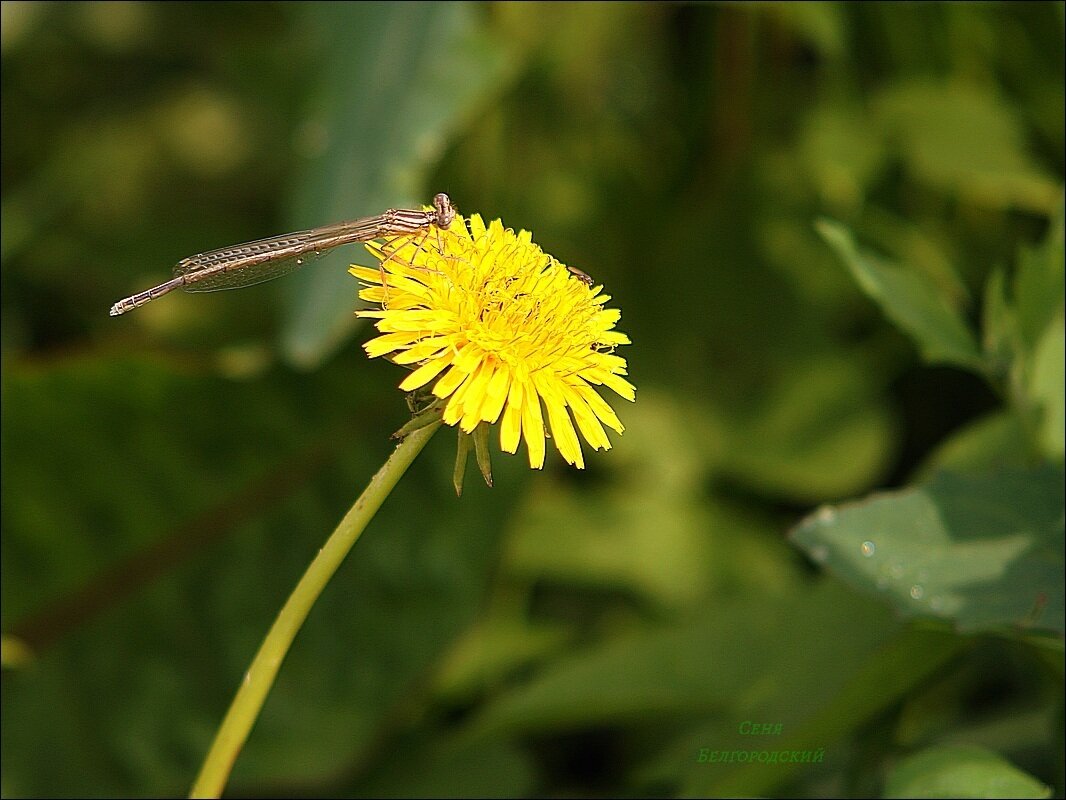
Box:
[281,2,514,368]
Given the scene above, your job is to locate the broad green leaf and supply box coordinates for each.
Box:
[790,466,1065,637]
[280,3,515,368]
[817,219,986,373]
[884,744,1051,799]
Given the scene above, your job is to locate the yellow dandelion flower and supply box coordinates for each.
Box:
[350,209,634,470]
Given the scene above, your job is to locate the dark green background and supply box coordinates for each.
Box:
[2,3,1063,797]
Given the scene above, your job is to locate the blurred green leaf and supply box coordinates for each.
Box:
[0,635,33,669]
[978,199,1065,460]
[467,581,898,738]
[1026,310,1065,460]
[861,206,970,308]
[504,391,717,610]
[505,467,714,611]
[790,466,1065,637]
[502,392,803,611]
[1014,199,1066,460]
[798,107,885,210]
[915,411,1032,480]
[763,3,847,60]
[351,730,536,798]
[982,267,1016,380]
[874,81,1061,215]
[432,617,573,703]
[280,3,515,368]
[884,744,1051,799]
[718,352,896,503]
[691,625,965,798]
[895,659,1064,753]
[468,615,757,736]
[817,219,986,374]
[1015,196,1065,351]
[1,355,515,795]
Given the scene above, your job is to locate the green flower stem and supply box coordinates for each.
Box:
[189,420,442,799]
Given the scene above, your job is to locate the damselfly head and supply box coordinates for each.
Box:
[433,193,456,229]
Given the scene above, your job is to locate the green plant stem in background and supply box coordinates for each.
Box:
[189,420,442,799]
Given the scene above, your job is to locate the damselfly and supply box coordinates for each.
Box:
[109,193,457,316]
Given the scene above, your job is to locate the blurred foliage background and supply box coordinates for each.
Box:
[2,2,1063,797]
